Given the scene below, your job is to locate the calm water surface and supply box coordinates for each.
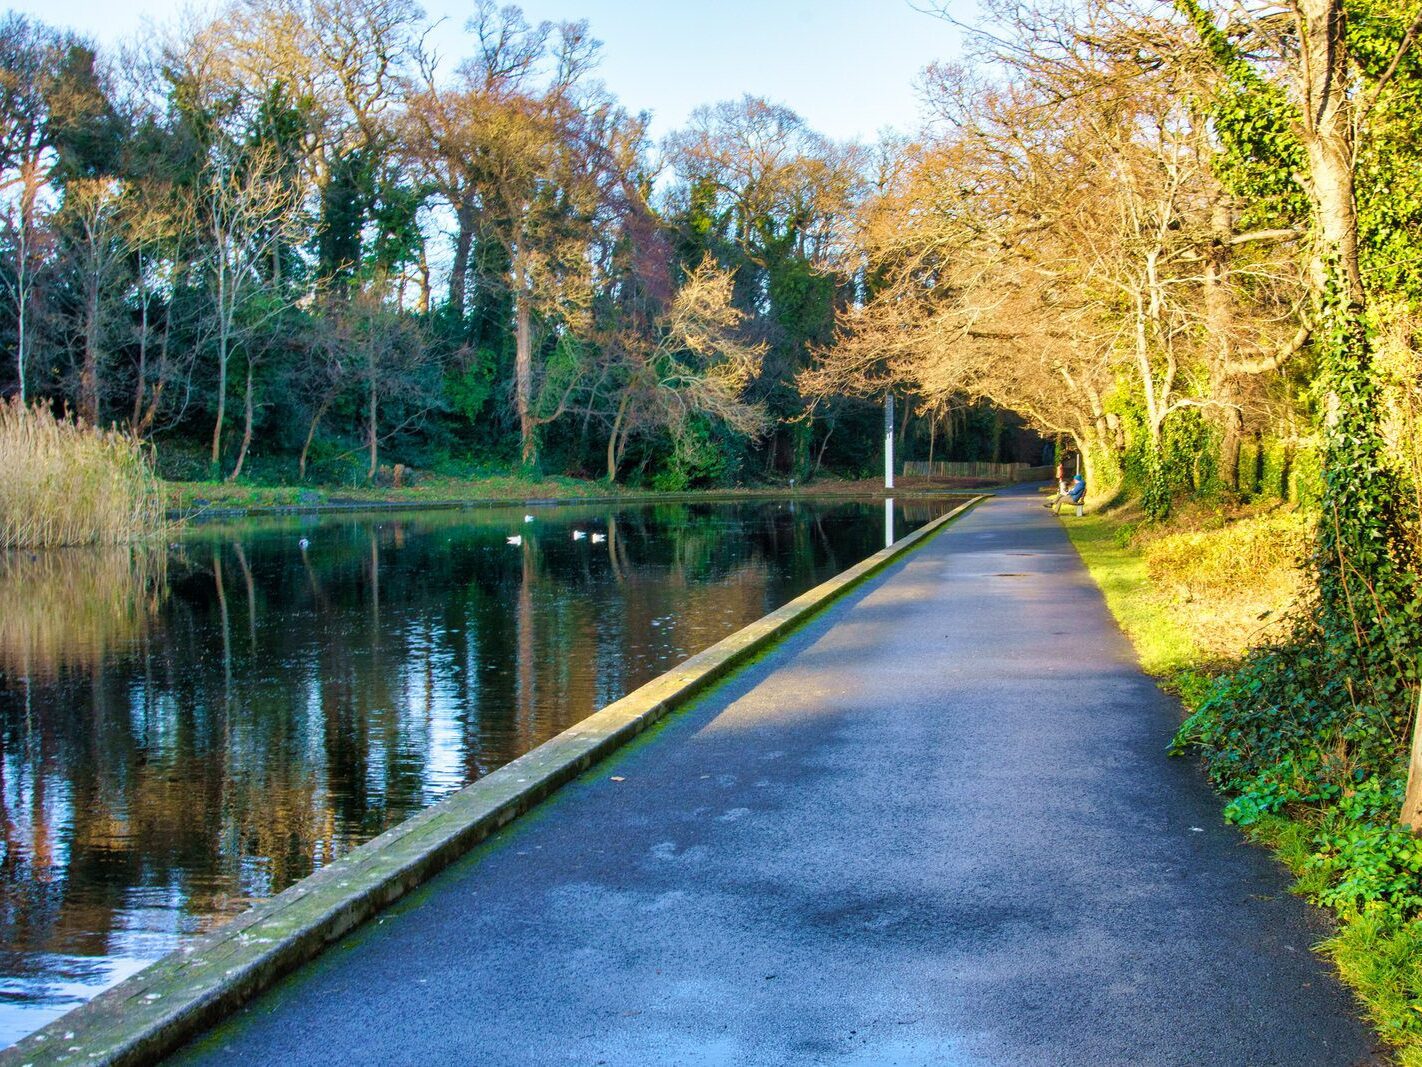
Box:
[0,495,956,1045]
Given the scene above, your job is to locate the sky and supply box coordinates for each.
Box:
[7,0,966,143]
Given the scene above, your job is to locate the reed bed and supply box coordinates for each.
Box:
[0,397,165,548]
[0,543,167,680]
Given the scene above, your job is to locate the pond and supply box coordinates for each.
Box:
[0,494,960,1046]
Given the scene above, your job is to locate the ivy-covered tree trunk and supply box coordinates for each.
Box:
[1205,195,1243,491]
[1298,0,1405,614]
[1295,0,1422,826]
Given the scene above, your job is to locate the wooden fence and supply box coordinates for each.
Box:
[901,461,1055,483]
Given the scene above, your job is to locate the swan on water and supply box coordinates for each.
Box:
[524,514,535,523]
[591,532,606,543]
[572,530,587,540]
[506,535,522,545]
[298,538,310,550]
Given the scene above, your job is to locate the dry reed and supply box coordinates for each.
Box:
[0,397,165,548]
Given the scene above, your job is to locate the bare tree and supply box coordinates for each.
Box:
[200,142,304,472]
[605,257,769,481]
[0,15,60,404]
[334,290,437,479]
[61,178,129,423]
[407,1,627,464]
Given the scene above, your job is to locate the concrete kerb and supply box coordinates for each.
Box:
[2,494,986,1067]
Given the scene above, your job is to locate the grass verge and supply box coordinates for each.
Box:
[164,473,973,516]
[1062,501,1422,1066]
[164,473,627,513]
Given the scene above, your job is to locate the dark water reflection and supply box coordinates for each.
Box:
[0,495,955,1044]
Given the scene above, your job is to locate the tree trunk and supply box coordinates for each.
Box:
[133,284,149,429]
[13,165,38,408]
[137,303,172,439]
[227,362,255,482]
[1292,0,1422,830]
[211,282,230,468]
[447,199,475,313]
[1133,287,1164,450]
[14,260,25,407]
[300,398,330,480]
[1298,0,1363,306]
[1220,408,1244,491]
[417,244,431,315]
[1086,385,1110,455]
[367,354,379,481]
[515,280,535,465]
[1403,688,1422,831]
[1205,195,1242,491]
[80,267,101,425]
[815,418,836,474]
[607,389,632,482]
[1072,430,1093,495]
[14,237,29,406]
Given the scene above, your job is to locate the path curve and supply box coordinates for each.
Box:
[173,490,1381,1066]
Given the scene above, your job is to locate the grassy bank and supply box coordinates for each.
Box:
[1063,500,1422,1065]
[164,472,630,514]
[164,473,978,516]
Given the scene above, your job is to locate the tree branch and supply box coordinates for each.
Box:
[1223,322,1312,375]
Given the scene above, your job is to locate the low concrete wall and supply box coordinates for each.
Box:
[2,495,984,1067]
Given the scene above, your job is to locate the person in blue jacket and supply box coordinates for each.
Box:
[1044,472,1086,512]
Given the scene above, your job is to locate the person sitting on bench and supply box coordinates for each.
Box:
[1044,472,1086,512]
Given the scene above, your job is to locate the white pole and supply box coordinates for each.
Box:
[884,393,895,489]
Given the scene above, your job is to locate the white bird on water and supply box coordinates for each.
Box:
[572,530,587,540]
[524,514,535,523]
[506,534,522,546]
[298,538,310,550]
[590,532,606,544]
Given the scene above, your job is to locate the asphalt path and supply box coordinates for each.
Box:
[172,489,1381,1066]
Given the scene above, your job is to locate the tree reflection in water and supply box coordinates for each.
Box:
[0,496,954,1046]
